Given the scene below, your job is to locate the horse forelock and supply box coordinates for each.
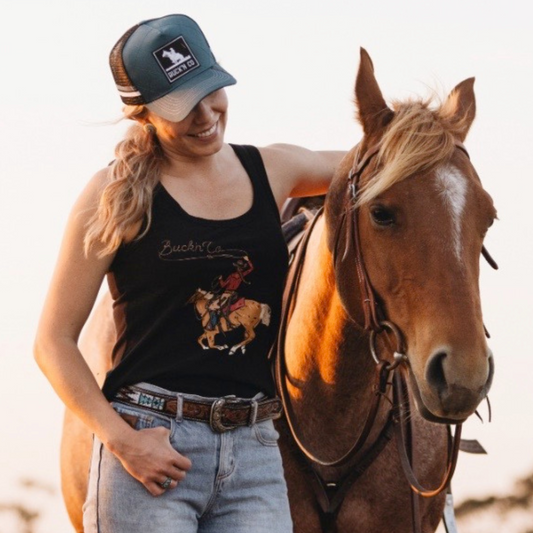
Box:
[355,98,464,207]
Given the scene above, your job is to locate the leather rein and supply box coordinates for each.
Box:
[274,141,497,532]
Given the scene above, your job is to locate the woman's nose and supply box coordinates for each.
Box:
[192,99,215,122]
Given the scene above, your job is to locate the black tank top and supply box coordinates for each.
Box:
[102,145,289,400]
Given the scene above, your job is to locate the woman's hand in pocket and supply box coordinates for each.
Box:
[109,424,192,496]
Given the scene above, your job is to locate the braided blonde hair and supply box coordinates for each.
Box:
[84,106,165,257]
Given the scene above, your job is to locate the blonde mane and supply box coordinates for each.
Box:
[356,94,468,206]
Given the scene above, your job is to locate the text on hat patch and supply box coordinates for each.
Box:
[153,36,200,83]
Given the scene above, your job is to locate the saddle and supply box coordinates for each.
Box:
[225,297,246,314]
[281,197,324,254]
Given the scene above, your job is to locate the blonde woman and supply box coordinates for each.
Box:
[34,14,345,533]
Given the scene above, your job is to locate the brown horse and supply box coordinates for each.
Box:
[187,288,271,354]
[274,49,496,533]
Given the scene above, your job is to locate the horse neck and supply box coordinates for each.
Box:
[195,296,208,316]
[284,216,377,418]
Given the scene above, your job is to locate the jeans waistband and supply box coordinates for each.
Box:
[114,383,283,433]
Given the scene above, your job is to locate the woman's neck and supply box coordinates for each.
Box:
[160,143,231,182]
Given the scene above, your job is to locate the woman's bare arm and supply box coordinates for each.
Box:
[34,168,190,495]
[259,143,347,209]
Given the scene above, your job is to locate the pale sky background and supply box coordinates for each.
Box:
[1,1,531,531]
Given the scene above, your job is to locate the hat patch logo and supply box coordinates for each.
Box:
[153,36,200,83]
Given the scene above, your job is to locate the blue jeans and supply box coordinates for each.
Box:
[83,383,293,533]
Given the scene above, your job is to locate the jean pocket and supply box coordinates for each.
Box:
[112,402,172,432]
[252,420,280,447]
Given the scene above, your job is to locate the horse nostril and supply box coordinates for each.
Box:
[426,351,448,393]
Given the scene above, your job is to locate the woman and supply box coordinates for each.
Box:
[34,14,345,533]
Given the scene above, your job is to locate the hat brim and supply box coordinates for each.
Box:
[145,64,236,122]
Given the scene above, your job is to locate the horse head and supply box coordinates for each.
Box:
[187,288,208,305]
[326,49,496,423]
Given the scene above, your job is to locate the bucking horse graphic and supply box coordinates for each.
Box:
[188,288,271,355]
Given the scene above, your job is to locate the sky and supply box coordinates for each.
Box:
[1,1,532,531]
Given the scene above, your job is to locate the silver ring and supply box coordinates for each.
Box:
[160,476,172,489]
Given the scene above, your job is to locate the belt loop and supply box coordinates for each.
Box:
[248,399,258,426]
[175,394,184,422]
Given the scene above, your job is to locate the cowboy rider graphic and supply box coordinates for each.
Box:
[207,256,253,331]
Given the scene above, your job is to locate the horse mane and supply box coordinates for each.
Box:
[356,94,470,206]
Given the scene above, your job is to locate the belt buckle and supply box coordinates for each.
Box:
[209,398,237,433]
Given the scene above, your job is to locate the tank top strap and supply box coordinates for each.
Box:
[230,144,281,221]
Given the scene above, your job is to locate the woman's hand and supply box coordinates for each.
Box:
[110,425,192,496]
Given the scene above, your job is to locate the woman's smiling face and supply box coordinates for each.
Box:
[146,89,228,160]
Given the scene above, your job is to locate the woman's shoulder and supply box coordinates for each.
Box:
[75,167,113,208]
[90,166,113,193]
[83,166,143,244]
[64,167,113,228]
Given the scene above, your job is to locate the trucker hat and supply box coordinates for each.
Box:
[109,14,236,122]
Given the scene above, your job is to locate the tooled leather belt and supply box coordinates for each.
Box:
[114,385,283,433]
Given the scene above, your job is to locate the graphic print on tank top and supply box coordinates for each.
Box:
[187,254,271,355]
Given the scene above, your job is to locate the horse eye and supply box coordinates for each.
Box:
[370,205,395,226]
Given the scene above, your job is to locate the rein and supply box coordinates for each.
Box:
[275,209,394,468]
[393,368,463,497]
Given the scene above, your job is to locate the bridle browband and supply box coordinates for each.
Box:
[273,141,497,532]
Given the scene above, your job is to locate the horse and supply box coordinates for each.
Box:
[59,49,497,533]
[273,48,496,533]
[162,48,187,65]
[187,288,272,354]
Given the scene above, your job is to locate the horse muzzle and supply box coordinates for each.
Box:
[410,350,494,424]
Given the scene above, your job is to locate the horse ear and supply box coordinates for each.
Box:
[440,77,476,142]
[355,48,394,136]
